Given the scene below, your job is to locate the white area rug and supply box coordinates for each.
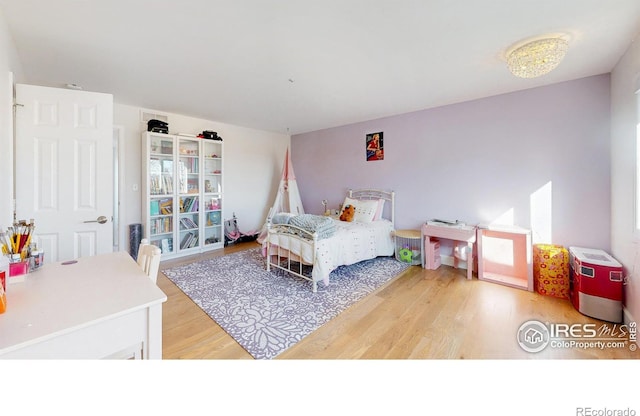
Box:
[162,248,410,359]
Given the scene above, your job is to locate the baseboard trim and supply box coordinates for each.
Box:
[440,254,469,270]
[623,306,634,326]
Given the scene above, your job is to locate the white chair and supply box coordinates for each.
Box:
[138,238,150,255]
[137,239,162,284]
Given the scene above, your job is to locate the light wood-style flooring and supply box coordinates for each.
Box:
[157,241,639,359]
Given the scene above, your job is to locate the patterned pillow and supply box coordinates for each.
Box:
[342,197,378,223]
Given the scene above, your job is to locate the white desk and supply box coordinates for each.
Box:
[0,251,167,359]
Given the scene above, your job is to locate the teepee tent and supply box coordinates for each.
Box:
[258,148,304,242]
[271,148,304,216]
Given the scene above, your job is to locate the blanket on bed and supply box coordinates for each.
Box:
[288,214,337,239]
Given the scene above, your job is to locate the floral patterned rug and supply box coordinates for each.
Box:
[162,248,410,359]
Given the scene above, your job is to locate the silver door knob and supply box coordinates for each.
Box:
[84,215,108,224]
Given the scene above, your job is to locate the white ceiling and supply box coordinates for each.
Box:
[1,0,639,135]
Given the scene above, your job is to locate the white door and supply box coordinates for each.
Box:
[15,84,114,263]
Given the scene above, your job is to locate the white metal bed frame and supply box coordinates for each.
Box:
[265,188,395,292]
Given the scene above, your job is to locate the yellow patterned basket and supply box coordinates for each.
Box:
[533,244,570,299]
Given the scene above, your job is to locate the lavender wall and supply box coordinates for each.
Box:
[292,74,611,250]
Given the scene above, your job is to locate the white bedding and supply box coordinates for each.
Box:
[266,218,395,287]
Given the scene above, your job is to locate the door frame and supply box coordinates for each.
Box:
[113,124,126,252]
[2,72,15,226]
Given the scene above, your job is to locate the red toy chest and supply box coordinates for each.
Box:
[569,246,623,323]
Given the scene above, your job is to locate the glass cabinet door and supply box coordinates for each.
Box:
[203,140,223,246]
[177,138,200,251]
[148,135,175,254]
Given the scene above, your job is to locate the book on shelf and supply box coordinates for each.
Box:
[190,196,199,211]
[180,217,198,229]
[180,232,198,249]
[162,174,173,193]
[150,176,159,194]
[159,198,173,215]
[180,196,199,213]
[161,238,171,253]
[151,217,173,235]
[150,200,160,216]
[164,217,172,232]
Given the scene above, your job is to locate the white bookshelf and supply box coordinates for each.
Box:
[142,132,224,259]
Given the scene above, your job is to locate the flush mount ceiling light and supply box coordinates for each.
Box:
[65,83,83,90]
[506,37,569,78]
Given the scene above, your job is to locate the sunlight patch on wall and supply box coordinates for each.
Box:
[530,181,552,244]
[490,208,514,227]
[482,235,515,267]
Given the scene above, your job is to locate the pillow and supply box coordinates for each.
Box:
[271,212,295,224]
[342,196,378,223]
[373,199,385,221]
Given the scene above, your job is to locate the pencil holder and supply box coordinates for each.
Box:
[9,260,29,277]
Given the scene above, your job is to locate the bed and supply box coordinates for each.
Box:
[264,189,395,292]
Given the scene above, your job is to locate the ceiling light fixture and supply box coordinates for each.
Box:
[506,37,569,78]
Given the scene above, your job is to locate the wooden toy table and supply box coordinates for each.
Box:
[421,221,477,280]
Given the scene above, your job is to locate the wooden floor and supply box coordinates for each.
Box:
[157,241,639,359]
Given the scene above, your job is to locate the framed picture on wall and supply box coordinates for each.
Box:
[366,132,384,161]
